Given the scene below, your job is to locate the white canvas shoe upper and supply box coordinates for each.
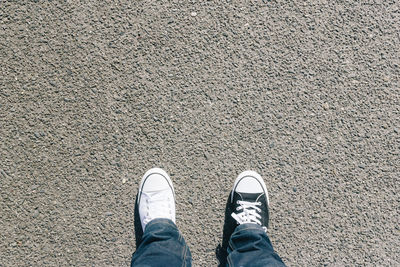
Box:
[138,168,176,231]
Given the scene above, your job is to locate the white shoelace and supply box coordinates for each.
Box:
[142,191,173,225]
[231,200,267,232]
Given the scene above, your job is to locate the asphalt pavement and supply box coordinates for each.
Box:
[1,1,399,266]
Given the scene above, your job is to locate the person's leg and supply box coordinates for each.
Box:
[131,168,192,267]
[221,170,285,267]
[227,224,285,267]
[131,218,191,266]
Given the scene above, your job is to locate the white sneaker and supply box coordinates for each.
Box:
[137,168,176,231]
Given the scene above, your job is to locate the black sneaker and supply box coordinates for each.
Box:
[218,171,270,265]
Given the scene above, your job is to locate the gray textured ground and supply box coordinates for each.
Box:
[1,1,399,266]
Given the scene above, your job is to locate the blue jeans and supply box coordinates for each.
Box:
[226,224,286,267]
[131,219,192,267]
[131,219,285,267]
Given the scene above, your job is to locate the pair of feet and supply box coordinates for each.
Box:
[137,168,270,242]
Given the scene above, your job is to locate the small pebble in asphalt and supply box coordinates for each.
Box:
[32,210,39,218]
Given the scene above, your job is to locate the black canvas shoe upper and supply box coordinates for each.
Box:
[217,171,270,266]
[232,191,269,229]
[221,190,269,253]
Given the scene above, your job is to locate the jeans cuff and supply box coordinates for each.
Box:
[234,223,265,234]
[145,218,177,231]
